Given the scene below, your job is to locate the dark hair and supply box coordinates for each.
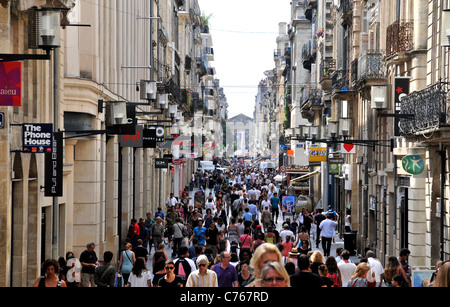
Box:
[298,254,310,270]
[103,251,113,263]
[284,262,296,275]
[400,248,410,257]
[131,257,148,278]
[340,250,351,260]
[42,259,60,276]
[178,246,188,256]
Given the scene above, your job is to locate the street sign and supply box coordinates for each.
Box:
[280,166,286,173]
[0,112,4,129]
[22,123,53,153]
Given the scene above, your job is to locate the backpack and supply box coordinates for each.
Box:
[174,258,192,282]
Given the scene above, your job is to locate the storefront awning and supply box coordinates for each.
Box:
[290,169,321,183]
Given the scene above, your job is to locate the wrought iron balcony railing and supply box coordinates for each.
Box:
[338,0,353,13]
[386,20,414,58]
[332,69,352,93]
[319,58,336,82]
[357,50,387,83]
[301,85,322,109]
[399,82,450,135]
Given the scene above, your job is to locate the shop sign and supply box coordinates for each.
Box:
[309,147,327,162]
[44,132,63,197]
[402,155,425,175]
[22,123,53,153]
[155,158,169,169]
[0,62,22,107]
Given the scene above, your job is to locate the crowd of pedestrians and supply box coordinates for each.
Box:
[34,159,450,287]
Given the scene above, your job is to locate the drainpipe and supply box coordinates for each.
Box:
[438,145,446,260]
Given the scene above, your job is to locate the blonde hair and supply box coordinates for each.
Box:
[351,262,371,279]
[434,261,450,287]
[250,243,282,279]
[310,250,324,264]
[261,261,290,287]
[125,243,132,250]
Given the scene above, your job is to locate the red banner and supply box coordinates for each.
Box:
[0,62,22,107]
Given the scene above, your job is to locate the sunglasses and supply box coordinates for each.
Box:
[165,266,175,270]
[263,277,285,283]
[198,264,207,267]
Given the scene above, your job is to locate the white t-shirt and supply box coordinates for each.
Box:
[166,197,177,208]
[261,200,271,211]
[279,229,295,242]
[338,261,357,287]
[367,257,385,284]
[128,270,152,287]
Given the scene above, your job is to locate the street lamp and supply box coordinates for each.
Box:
[1,8,65,62]
[328,121,339,139]
[310,125,319,139]
[339,118,352,137]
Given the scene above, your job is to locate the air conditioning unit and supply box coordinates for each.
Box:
[140,80,157,100]
[371,85,388,109]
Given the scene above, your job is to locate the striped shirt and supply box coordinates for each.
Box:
[185,269,218,287]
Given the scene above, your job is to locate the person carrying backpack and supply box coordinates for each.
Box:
[173,246,196,286]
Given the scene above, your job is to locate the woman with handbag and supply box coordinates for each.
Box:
[118,243,135,286]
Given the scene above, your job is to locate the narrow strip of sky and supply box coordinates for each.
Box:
[197,0,292,118]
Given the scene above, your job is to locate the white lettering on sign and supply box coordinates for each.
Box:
[23,124,52,145]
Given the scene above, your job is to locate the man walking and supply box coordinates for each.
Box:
[319,214,338,257]
[270,192,281,223]
[151,216,165,252]
[186,255,218,287]
[213,251,238,287]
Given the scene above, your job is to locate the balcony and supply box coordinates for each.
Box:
[319,58,336,92]
[301,85,323,110]
[205,47,214,61]
[386,20,414,59]
[332,69,356,98]
[399,82,450,135]
[357,50,387,87]
[302,39,317,71]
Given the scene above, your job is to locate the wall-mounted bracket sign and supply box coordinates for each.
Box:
[22,123,53,153]
[0,62,22,107]
[402,155,425,175]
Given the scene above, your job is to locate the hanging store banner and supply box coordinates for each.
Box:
[44,132,63,197]
[119,125,144,148]
[0,62,22,107]
[155,158,169,169]
[22,123,53,153]
[309,147,327,162]
[394,77,411,136]
[341,143,356,154]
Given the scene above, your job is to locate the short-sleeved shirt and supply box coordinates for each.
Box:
[270,197,280,209]
[79,250,98,274]
[213,264,238,287]
[193,226,207,245]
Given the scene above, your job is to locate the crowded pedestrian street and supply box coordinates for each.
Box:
[47,159,440,289]
[2,0,450,293]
